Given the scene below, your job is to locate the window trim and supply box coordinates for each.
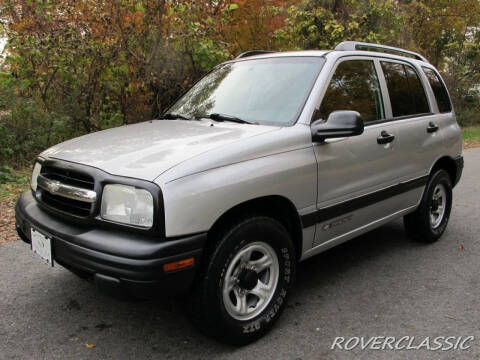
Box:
[421,66,453,114]
[379,59,432,119]
[364,112,434,127]
[312,56,387,124]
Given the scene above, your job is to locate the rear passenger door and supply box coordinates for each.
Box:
[421,66,456,151]
[379,60,445,182]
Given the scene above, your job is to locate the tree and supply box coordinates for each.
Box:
[274,0,402,50]
[0,0,480,166]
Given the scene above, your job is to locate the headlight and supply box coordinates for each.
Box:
[31,162,42,191]
[101,184,154,228]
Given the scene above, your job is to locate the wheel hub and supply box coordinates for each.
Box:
[222,241,279,321]
[430,183,447,229]
[237,268,258,290]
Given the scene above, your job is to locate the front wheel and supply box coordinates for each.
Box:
[188,216,295,345]
[404,169,453,243]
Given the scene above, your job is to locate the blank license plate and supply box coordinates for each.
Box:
[31,228,53,266]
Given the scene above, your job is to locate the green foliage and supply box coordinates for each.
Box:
[456,104,480,127]
[0,165,30,204]
[170,2,232,73]
[1,0,480,170]
[0,165,14,183]
[0,71,73,166]
[0,165,29,184]
[275,0,401,50]
[462,126,480,148]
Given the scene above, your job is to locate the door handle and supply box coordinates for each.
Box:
[377,131,395,144]
[427,122,439,133]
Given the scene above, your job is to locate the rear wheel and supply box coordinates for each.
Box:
[188,216,295,345]
[404,169,452,243]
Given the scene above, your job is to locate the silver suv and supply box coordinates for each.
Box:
[16,41,463,344]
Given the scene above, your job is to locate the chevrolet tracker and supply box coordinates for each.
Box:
[15,42,463,344]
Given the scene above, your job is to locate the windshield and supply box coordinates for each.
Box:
[167,57,325,126]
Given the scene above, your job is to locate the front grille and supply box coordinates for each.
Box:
[41,191,92,217]
[42,165,95,190]
[39,165,95,217]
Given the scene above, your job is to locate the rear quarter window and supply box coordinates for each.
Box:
[422,67,452,113]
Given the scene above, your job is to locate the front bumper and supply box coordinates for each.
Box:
[15,192,205,298]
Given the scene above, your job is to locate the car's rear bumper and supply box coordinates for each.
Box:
[454,155,464,187]
[15,192,205,298]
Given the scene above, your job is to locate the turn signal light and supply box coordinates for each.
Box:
[163,258,195,272]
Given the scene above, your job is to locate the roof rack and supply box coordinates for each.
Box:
[335,41,429,63]
[236,50,274,59]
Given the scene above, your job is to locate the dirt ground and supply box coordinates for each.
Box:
[0,200,18,244]
[464,140,480,149]
[0,183,29,244]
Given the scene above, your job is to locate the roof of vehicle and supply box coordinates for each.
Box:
[226,50,330,62]
[228,42,432,68]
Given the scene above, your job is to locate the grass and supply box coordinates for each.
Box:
[0,168,30,203]
[463,126,480,148]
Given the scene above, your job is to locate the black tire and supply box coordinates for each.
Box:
[188,216,296,345]
[404,169,452,243]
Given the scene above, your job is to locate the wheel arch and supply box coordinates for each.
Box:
[207,195,304,260]
[429,155,460,187]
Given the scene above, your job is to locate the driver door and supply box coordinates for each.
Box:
[311,57,407,247]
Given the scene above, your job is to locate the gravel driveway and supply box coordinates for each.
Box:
[1,148,480,360]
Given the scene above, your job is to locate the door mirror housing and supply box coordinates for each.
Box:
[311,111,364,142]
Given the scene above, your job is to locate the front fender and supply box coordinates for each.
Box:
[157,148,317,237]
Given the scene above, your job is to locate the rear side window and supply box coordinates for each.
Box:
[381,61,430,117]
[318,60,384,122]
[422,67,452,113]
[405,66,430,114]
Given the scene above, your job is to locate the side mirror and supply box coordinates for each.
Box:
[311,110,364,142]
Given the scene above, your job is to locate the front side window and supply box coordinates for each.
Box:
[422,67,452,113]
[381,61,430,117]
[317,60,384,122]
[167,57,325,126]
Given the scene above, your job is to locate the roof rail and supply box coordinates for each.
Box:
[236,50,274,59]
[335,41,429,63]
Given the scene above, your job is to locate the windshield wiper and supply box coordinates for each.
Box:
[195,113,256,124]
[162,113,191,120]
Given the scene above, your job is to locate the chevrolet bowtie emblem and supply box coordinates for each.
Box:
[47,180,61,194]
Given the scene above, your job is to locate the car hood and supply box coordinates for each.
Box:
[41,119,279,181]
